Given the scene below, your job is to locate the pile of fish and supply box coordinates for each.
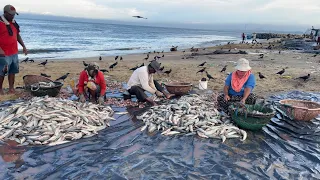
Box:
[0,96,114,146]
[137,94,247,142]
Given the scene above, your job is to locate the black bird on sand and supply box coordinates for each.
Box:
[41,73,51,78]
[29,59,34,63]
[279,51,281,54]
[162,50,164,53]
[259,54,264,59]
[21,57,29,63]
[144,54,149,61]
[130,66,139,71]
[109,62,118,70]
[38,60,48,67]
[297,74,310,81]
[164,69,172,75]
[197,67,206,74]
[276,68,285,75]
[182,50,186,53]
[100,69,109,73]
[258,72,266,79]
[115,56,119,61]
[220,65,227,73]
[120,56,123,61]
[139,63,145,68]
[99,56,102,61]
[159,66,164,71]
[206,71,214,80]
[313,54,318,57]
[83,61,88,67]
[56,73,70,81]
[198,62,207,67]
[162,54,164,58]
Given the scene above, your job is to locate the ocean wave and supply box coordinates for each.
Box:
[19,48,78,54]
[95,47,144,51]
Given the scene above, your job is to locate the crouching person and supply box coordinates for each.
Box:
[78,63,106,105]
[127,61,174,106]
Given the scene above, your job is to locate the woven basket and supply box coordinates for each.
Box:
[278,99,320,121]
[165,82,192,96]
[23,75,63,97]
[229,103,275,131]
[23,75,53,87]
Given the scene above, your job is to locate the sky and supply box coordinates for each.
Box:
[1,0,319,29]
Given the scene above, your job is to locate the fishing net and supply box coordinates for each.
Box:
[1,90,320,179]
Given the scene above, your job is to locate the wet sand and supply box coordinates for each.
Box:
[1,39,319,101]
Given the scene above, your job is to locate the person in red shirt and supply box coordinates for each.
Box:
[77,63,106,105]
[0,5,27,95]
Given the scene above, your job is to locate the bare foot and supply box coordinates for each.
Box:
[8,89,15,94]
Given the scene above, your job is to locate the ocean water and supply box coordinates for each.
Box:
[17,19,241,59]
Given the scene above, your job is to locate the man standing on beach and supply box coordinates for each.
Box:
[0,5,27,95]
[241,33,246,44]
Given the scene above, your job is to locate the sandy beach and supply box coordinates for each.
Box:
[0,39,319,101]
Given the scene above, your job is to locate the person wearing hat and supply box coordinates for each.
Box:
[127,60,174,106]
[217,58,256,113]
[77,63,106,105]
[0,5,27,94]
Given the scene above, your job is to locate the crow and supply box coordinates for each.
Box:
[182,50,186,53]
[40,73,51,78]
[297,74,310,81]
[313,54,318,57]
[159,66,164,71]
[276,68,285,75]
[120,56,123,61]
[130,66,139,71]
[55,73,70,81]
[220,65,227,73]
[100,69,109,73]
[115,56,119,61]
[83,61,88,67]
[144,54,149,61]
[196,67,206,74]
[29,59,34,63]
[206,71,214,80]
[109,62,118,70]
[258,72,266,79]
[161,50,164,53]
[279,50,281,54]
[162,54,164,58]
[227,42,230,44]
[198,62,207,67]
[38,60,48,67]
[139,63,145,68]
[132,16,147,19]
[164,69,172,75]
[21,57,29,63]
[259,54,264,59]
[99,56,102,61]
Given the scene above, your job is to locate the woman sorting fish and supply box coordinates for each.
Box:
[127,60,174,106]
[217,58,256,113]
[77,63,106,105]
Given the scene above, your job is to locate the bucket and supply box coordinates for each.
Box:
[198,80,208,90]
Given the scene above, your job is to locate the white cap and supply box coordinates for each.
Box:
[235,58,251,71]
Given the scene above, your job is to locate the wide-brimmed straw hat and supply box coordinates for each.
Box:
[235,58,251,71]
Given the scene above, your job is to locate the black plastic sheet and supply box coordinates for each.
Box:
[1,91,320,179]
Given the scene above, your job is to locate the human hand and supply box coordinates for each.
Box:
[155,91,164,97]
[0,48,4,56]
[240,99,246,104]
[224,95,230,101]
[98,96,104,105]
[23,47,28,56]
[79,94,86,103]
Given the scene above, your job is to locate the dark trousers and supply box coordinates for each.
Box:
[217,93,256,113]
[128,80,164,102]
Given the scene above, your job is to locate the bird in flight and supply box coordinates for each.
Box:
[132,16,147,19]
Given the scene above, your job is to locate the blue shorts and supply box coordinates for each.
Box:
[0,54,19,76]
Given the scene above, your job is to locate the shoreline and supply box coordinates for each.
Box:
[1,38,319,102]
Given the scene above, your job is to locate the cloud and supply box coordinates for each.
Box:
[1,0,319,26]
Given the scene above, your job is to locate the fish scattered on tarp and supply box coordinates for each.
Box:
[136,94,247,142]
[0,96,114,146]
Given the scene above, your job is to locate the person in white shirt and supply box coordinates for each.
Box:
[127,60,174,106]
[252,32,257,43]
